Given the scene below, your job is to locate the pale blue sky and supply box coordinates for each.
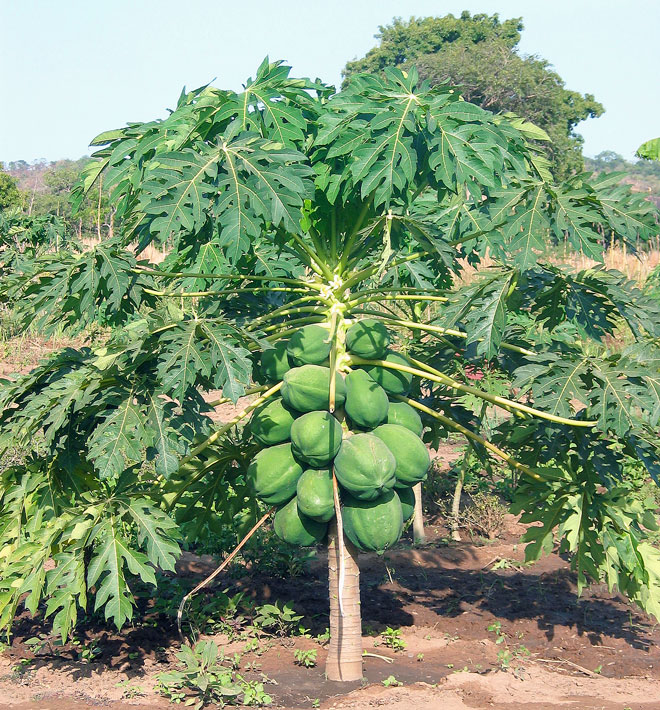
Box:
[1,0,658,164]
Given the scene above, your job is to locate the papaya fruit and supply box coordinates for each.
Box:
[362,351,413,395]
[259,341,291,383]
[387,401,423,436]
[344,369,389,429]
[372,423,430,487]
[297,468,335,522]
[345,318,390,359]
[397,486,415,522]
[287,324,331,366]
[334,433,396,500]
[342,490,403,551]
[290,410,342,467]
[273,496,328,546]
[246,443,302,505]
[281,365,346,412]
[249,398,297,446]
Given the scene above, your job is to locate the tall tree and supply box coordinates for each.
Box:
[344,12,604,179]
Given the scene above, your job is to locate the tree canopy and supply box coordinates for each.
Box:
[0,59,659,652]
[343,12,604,179]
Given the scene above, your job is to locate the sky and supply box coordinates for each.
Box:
[1,0,658,164]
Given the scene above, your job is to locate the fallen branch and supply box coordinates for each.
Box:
[177,508,274,642]
[535,657,602,678]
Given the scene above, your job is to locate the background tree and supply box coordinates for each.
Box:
[344,12,604,179]
[0,171,22,211]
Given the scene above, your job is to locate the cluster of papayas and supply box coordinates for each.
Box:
[248,320,429,552]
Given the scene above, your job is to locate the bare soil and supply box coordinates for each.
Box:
[2,340,660,709]
[2,518,660,710]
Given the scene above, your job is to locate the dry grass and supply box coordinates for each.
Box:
[458,247,660,285]
[83,237,167,264]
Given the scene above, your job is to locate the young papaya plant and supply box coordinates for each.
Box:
[1,59,659,683]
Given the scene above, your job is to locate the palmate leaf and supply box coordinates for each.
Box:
[87,389,147,480]
[137,133,313,260]
[88,518,156,630]
[239,57,323,145]
[513,353,591,419]
[525,265,660,340]
[126,498,180,572]
[435,270,515,359]
[7,245,153,334]
[502,185,550,270]
[512,462,660,621]
[155,318,253,404]
[588,361,648,437]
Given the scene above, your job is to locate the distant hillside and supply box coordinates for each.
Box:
[1,157,112,238]
[585,151,660,208]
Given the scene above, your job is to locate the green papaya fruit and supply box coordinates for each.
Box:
[345,318,390,359]
[397,486,415,522]
[342,490,403,552]
[290,411,343,467]
[287,324,331,366]
[372,423,430,487]
[259,341,291,383]
[281,365,346,412]
[246,443,302,505]
[273,497,328,546]
[387,401,423,436]
[296,468,335,522]
[344,369,389,429]
[250,398,297,446]
[334,433,396,500]
[362,351,413,395]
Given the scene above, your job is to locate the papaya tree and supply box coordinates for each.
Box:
[1,59,660,683]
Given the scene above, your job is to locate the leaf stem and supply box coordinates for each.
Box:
[248,306,328,332]
[143,286,308,298]
[348,355,595,427]
[394,395,545,482]
[342,251,428,291]
[339,197,374,273]
[132,267,321,290]
[349,309,534,357]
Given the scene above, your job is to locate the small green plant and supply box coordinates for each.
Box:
[487,621,530,671]
[24,636,49,654]
[416,653,424,662]
[381,627,406,652]
[382,675,402,687]
[156,641,272,709]
[71,638,101,663]
[490,557,533,571]
[115,680,145,699]
[253,601,303,637]
[314,628,330,645]
[311,699,320,709]
[293,648,318,668]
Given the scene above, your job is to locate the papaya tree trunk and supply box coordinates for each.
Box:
[326,519,362,682]
[412,482,426,545]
